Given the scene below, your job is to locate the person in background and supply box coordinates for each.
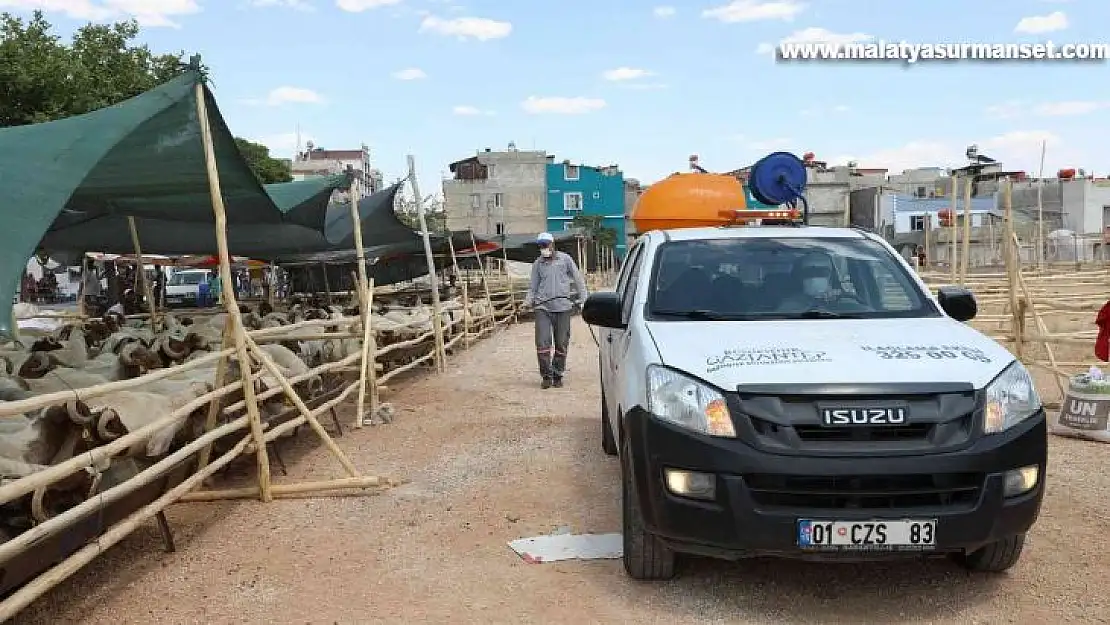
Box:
[211,272,223,306]
[522,232,588,389]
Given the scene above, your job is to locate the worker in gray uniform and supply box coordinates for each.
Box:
[522,232,588,389]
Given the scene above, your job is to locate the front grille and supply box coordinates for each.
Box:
[745,473,983,510]
[747,413,974,449]
[792,423,933,442]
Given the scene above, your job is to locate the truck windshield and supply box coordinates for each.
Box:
[168,272,206,286]
[647,237,940,321]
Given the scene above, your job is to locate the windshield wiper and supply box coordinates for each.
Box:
[652,308,735,320]
[796,309,862,319]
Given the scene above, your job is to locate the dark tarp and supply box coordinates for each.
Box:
[268,174,350,230]
[37,180,402,259]
[280,229,585,289]
[486,230,583,263]
[322,181,420,248]
[0,68,289,337]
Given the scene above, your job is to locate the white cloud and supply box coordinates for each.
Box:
[392,67,426,80]
[1014,11,1067,34]
[419,15,511,40]
[521,96,606,114]
[757,27,872,54]
[985,100,1024,119]
[602,67,653,81]
[244,86,324,106]
[452,105,493,115]
[830,131,1062,173]
[0,0,202,27]
[652,5,675,17]
[622,82,669,90]
[1034,100,1104,116]
[249,0,313,9]
[336,0,401,11]
[703,0,804,23]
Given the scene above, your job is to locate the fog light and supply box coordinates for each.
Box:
[1003,465,1039,497]
[664,468,716,500]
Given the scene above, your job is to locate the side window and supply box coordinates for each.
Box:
[615,242,642,295]
[620,246,647,323]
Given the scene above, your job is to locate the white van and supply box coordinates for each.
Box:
[164,269,211,308]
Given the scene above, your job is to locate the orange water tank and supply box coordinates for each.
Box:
[631,173,747,232]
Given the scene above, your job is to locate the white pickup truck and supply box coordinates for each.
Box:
[582,217,1045,580]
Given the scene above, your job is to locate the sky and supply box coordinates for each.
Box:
[4,0,1110,193]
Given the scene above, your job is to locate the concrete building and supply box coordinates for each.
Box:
[291,142,382,199]
[442,145,549,236]
[623,178,645,242]
[546,160,628,256]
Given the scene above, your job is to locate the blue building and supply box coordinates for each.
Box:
[546,161,628,257]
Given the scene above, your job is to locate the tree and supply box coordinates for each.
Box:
[1,11,290,185]
[395,192,447,233]
[234,137,293,184]
[571,214,618,248]
[0,11,194,126]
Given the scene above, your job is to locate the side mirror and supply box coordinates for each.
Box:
[582,291,625,329]
[936,285,977,322]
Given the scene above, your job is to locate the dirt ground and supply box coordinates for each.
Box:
[12,317,1110,625]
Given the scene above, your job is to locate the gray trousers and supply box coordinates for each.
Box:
[534,309,572,380]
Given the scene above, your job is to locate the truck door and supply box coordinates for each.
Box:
[608,243,647,422]
[601,241,643,417]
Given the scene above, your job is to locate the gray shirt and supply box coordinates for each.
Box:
[525,251,587,313]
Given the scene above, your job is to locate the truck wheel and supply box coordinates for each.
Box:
[954,534,1025,572]
[621,439,675,580]
[601,389,617,456]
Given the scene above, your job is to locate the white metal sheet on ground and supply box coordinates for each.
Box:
[508,532,622,563]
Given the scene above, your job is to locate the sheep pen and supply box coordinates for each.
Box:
[0,275,521,619]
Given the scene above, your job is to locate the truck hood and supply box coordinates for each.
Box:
[645,318,1013,390]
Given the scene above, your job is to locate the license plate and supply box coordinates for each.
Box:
[798,519,936,551]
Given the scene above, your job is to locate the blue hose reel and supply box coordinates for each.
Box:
[748,151,810,223]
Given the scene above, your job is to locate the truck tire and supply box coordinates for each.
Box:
[601,389,617,456]
[954,534,1025,572]
[621,438,675,580]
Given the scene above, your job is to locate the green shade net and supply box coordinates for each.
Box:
[268,174,350,230]
[0,68,285,339]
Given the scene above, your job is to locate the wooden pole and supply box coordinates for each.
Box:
[923,214,932,270]
[127,217,158,328]
[1036,139,1046,270]
[960,171,973,283]
[408,155,446,372]
[348,176,375,428]
[354,279,376,428]
[461,279,471,348]
[469,230,494,330]
[195,81,272,502]
[1002,179,1025,362]
[950,175,958,282]
[501,243,516,318]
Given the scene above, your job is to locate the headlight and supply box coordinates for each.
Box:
[646,365,736,437]
[983,361,1042,434]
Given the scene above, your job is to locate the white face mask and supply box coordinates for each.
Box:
[540,248,553,258]
[802,276,829,297]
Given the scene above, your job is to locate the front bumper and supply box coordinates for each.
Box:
[624,406,1047,560]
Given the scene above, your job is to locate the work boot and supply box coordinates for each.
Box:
[552,377,563,388]
[541,378,552,389]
